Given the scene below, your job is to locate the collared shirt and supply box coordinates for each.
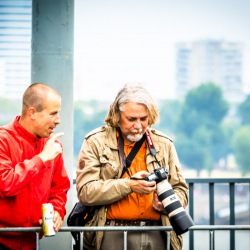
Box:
[106,139,160,220]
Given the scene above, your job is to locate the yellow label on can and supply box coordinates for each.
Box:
[42,203,56,237]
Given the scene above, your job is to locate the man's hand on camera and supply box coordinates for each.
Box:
[152,191,164,212]
[128,171,156,194]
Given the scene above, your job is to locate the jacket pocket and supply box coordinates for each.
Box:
[99,155,120,180]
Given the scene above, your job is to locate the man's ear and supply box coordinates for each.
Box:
[28,107,36,120]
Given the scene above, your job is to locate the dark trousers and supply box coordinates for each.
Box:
[101,230,168,250]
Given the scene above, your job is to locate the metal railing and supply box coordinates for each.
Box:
[0,225,250,250]
[0,178,249,250]
[187,177,250,250]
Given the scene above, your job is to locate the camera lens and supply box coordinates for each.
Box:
[157,180,194,235]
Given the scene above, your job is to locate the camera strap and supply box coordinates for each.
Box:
[118,130,146,177]
[145,130,162,168]
[145,130,157,156]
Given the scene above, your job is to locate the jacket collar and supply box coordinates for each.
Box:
[13,116,41,144]
[104,126,119,150]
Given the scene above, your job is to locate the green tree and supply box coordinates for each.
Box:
[176,83,229,173]
[175,131,210,175]
[178,83,229,136]
[232,126,250,175]
[157,100,182,134]
[221,120,240,156]
[238,95,250,125]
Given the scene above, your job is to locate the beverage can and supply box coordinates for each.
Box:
[41,203,56,237]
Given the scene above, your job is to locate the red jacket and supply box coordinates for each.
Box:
[0,116,70,250]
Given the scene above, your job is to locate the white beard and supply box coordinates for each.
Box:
[126,132,143,142]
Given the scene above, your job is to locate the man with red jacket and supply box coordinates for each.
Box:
[0,83,70,250]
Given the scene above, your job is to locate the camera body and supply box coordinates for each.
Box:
[144,167,168,183]
[145,167,194,235]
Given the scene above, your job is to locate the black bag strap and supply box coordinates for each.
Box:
[118,130,146,177]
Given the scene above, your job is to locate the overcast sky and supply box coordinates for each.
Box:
[74,0,250,101]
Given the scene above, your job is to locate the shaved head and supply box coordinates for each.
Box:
[22,83,60,116]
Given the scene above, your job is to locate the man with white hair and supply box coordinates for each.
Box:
[76,83,189,250]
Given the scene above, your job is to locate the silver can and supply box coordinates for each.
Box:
[41,203,56,237]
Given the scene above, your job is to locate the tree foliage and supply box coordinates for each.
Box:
[185,83,228,122]
[175,132,209,175]
[238,95,250,125]
[156,100,182,135]
[175,83,229,173]
[178,83,229,135]
[232,126,250,175]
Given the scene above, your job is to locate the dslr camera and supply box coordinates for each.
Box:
[145,167,194,235]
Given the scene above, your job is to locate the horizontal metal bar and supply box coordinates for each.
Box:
[186,178,250,183]
[0,227,42,232]
[188,225,250,230]
[62,225,250,231]
[0,225,249,233]
[72,178,250,185]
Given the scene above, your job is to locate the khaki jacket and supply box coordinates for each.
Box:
[76,126,189,250]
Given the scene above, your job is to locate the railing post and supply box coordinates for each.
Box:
[123,231,128,250]
[166,231,171,250]
[189,182,194,250]
[229,183,236,250]
[209,230,214,250]
[36,232,40,250]
[80,231,84,250]
[209,183,215,248]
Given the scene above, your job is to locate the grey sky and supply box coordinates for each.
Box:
[74,0,250,101]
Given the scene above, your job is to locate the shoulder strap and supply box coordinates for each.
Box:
[118,132,146,177]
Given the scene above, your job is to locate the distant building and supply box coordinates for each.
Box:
[175,39,246,104]
[0,0,32,99]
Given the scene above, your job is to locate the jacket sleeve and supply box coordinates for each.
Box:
[48,154,70,220]
[0,137,45,197]
[76,137,132,206]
